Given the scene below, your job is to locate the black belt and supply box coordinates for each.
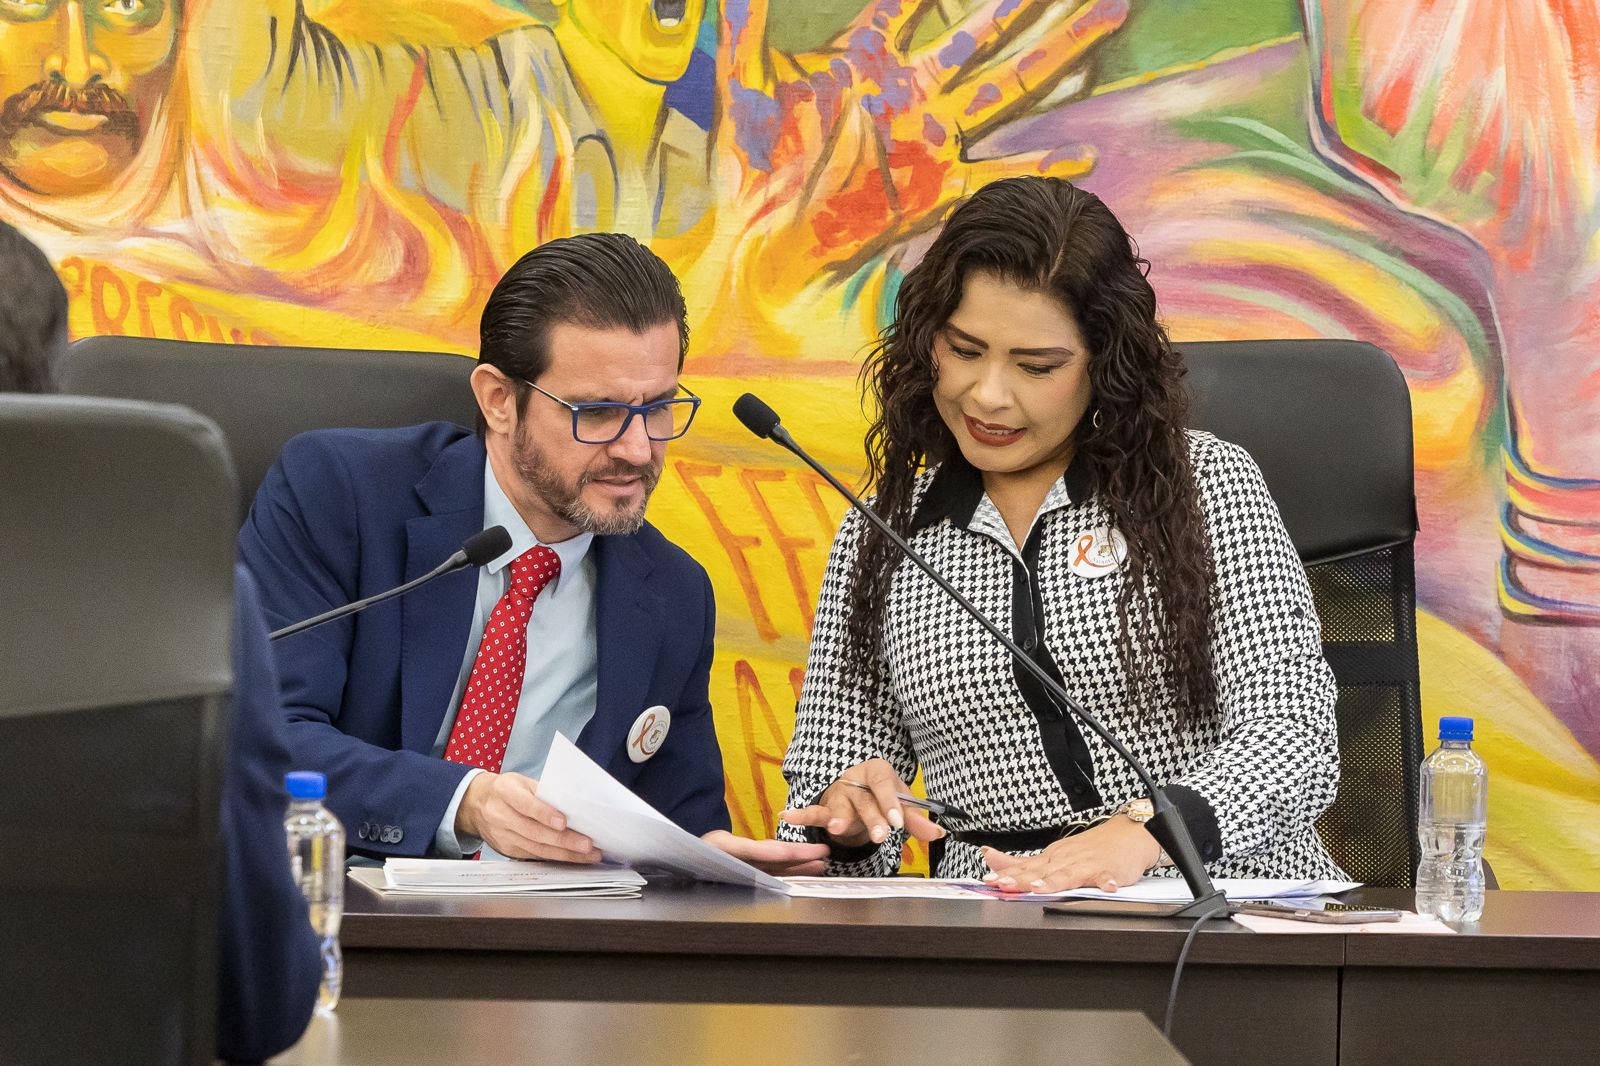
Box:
[948,827,1071,852]
[930,818,1111,874]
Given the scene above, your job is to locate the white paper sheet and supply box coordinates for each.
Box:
[347,864,645,898]
[536,733,790,892]
[382,857,646,890]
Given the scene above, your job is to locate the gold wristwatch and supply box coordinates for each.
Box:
[1116,798,1174,868]
[1118,797,1155,823]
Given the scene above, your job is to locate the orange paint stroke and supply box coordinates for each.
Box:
[674,460,780,640]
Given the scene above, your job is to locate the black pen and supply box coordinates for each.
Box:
[841,779,970,822]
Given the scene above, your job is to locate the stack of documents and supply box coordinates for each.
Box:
[353,858,646,898]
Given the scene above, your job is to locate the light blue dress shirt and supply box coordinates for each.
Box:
[430,458,598,857]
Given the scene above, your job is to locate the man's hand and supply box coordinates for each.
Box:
[454,771,603,862]
[779,758,947,848]
[982,815,1160,894]
[701,830,831,876]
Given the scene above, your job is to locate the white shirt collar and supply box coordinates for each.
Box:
[969,474,1076,558]
[482,458,595,585]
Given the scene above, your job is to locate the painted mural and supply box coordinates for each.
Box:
[5,0,1596,887]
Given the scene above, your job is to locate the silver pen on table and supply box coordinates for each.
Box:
[841,779,970,822]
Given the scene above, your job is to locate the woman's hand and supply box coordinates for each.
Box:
[982,816,1162,893]
[780,759,946,847]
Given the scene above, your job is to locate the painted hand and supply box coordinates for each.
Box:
[711,0,1129,280]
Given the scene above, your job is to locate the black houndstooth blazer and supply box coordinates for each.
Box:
[780,431,1347,881]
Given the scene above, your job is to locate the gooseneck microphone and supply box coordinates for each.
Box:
[734,393,1228,920]
[269,526,513,642]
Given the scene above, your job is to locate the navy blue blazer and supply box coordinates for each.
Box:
[216,566,319,1064]
[237,422,731,856]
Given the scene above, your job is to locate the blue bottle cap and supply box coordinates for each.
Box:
[285,771,327,800]
[1438,716,1474,741]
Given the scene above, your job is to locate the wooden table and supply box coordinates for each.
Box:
[339,878,1340,1066]
[338,882,1600,1066]
[1338,888,1600,1065]
[270,1000,1190,1065]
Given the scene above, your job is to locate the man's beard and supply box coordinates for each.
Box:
[511,427,662,536]
[0,79,141,147]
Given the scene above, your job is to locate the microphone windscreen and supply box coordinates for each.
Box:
[733,393,782,439]
[462,525,513,567]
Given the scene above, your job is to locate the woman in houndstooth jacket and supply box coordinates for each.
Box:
[779,177,1346,891]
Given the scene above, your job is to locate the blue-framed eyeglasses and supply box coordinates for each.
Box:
[521,378,702,444]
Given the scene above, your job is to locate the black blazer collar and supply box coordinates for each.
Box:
[910,451,1094,534]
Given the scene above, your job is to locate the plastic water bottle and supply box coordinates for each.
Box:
[1414,716,1487,922]
[284,771,345,1013]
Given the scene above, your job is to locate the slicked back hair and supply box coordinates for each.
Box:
[476,232,689,433]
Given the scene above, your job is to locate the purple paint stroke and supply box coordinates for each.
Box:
[924,113,948,148]
[1041,143,1090,170]
[1018,49,1049,76]
[847,27,916,119]
[812,65,851,130]
[872,0,905,32]
[938,31,977,69]
[965,82,1002,117]
[724,0,753,35]
[729,83,781,172]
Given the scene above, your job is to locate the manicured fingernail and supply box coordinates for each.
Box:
[1030,880,1046,889]
[888,807,904,829]
[870,824,888,843]
[982,872,998,882]
[998,877,1016,888]
[1106,879,1118,889]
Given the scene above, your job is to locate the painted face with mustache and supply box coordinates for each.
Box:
[0,0,179,196]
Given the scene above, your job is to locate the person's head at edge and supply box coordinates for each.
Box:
[852,175,1219,727]
[0,219,68,392]
[470,231,691,544]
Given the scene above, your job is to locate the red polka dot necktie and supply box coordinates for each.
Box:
[443,546,561,774]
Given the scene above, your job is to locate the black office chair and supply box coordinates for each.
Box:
[0,396,237,1065]
[1183,339,1424,887]
[60,336,479,523]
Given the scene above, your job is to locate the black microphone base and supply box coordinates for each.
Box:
[1168,889,1231,920]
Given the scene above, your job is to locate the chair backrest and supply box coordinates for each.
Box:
[1182,339,1423,887]
[60,336,479,523]
[0,395,238,1065]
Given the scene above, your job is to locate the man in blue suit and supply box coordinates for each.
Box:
[240,233,826,871]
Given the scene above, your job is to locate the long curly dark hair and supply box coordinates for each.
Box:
[849,176,1217,729]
